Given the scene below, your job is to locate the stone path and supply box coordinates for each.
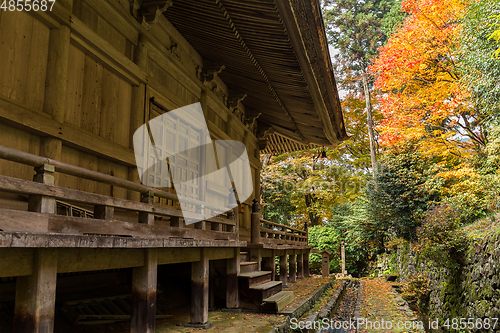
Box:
[357,278,425,333]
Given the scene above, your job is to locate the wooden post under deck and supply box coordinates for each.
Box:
[279,254,288,287]
[289,252,296,283]
[190,249,211,327]
[131,248,158,333]
[262,252,276,280]
[226,249,240,309]
[14,165,58,333]
[13,249,58,333]
[297,252,304,279]
[304,250,310,277]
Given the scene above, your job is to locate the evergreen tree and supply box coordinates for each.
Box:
[323,0,396,175]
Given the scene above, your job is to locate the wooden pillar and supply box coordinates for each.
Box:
[279,254,287,287]
[226,249,239,309]
[190,249,210,326]
[251,199,261,244]
[262,252,275,280]
[15,163,58,332]
[14,249,58,333]
[289,253,296,283]
[128,33,148,202]
[94,205,114,220]
[209,264,216,309]
[28,165,56,214]
[249,247,261,271]
[321,250,331,278]
[41,4,72,184]
[131,248,158,333]
[139,192,154,225]
[297,252,304,279]
[304,250,310,277]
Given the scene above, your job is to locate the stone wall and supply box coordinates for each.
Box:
[395,231,500,329]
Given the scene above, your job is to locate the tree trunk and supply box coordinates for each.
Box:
[362,75,377,177]
[304,194,319,228]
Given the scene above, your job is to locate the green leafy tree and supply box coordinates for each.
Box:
[381,0,407,36]
[367,147,441,241]
[261,148,364,230]
[459,0,500,118]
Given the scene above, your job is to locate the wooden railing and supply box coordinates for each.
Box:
[259,218,308,246]
[0,145,239,242]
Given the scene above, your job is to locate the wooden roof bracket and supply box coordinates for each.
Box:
[203,63,226,83]
[129,0,173,24]
[257,125,275,151]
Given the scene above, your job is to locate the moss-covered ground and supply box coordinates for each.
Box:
[358,278,424,333]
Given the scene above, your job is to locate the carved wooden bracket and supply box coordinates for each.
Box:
[245,113,261,135]
[257,125,274,151]
[229,93,247,110]
[168,37,180,60]
[142,0,173,24]
[203,63,225,82]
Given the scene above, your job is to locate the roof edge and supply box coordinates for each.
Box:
[274,0,349,145]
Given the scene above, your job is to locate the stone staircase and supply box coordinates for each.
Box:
[238,251,294,312]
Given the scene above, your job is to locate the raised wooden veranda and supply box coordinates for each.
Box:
[0,144,310,332]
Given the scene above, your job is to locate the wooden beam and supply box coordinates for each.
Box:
[13,249,58,333]
[0,208,236,241]
[131,248,158,333]
[69,16,147,85]
[0,95,137,166]
[0,175,235,227]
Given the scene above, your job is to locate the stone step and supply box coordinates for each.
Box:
[262,290,294,313]
[248,280,282,304]
[238,271,272,289]
[240,261,259,273]
[240,252,249,263]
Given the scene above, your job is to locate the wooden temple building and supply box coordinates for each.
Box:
[0,0,347,331]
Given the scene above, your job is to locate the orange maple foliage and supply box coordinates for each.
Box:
[370,0,485,158]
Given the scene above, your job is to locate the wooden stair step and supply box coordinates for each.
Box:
[262,290,294,312]
[248,280,283,304]
[238,271,272,289]
[249,281,282,291]
[239,271,272,279]
[240,261,259,273]
[239,252,250,262]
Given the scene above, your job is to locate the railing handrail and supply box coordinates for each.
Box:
[259,218,307,237]
[0,145,229,213]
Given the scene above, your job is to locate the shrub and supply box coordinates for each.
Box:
[307,226,341,274]
[417,204,468,261]
[401,274,430,313]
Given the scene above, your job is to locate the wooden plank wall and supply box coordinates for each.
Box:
[0,0,260,241]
